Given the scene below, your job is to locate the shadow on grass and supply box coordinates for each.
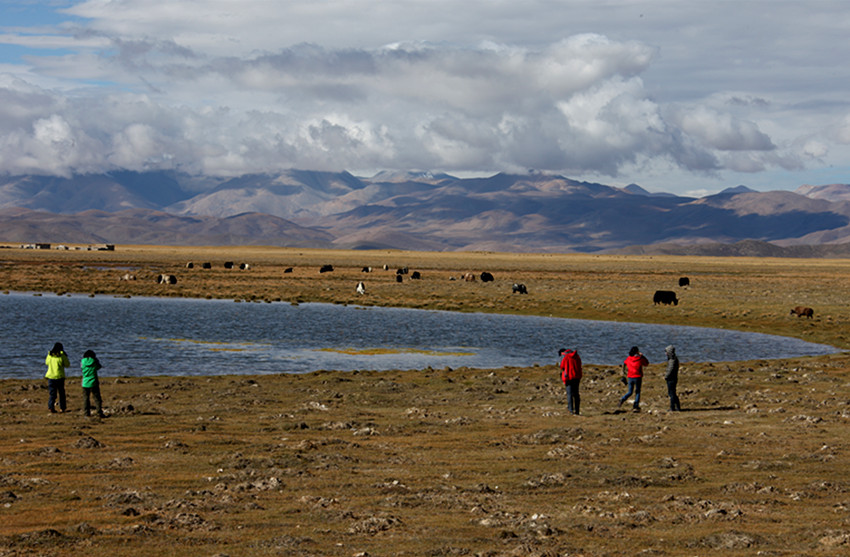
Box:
[677,406,736,412]
[602,406,736,415]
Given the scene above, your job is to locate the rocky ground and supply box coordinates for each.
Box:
[2,246,850,555]
[3,355,850,556]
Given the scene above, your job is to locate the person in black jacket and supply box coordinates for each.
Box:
[665,345,681,411]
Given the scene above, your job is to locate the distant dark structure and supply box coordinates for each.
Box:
[319,264,334,273]
[653,290,678,305]
[512,283,528,294]
[790,306,814,319]
[480,271,494,282]
[678,276,690,287]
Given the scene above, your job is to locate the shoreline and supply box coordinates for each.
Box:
[1,244,848,350]
[0,289,841,381]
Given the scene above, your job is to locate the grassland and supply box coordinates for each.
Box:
[1,245,850,556]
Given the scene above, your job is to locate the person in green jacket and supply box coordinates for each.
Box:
[45,342,70,413]
[80,349,105,418]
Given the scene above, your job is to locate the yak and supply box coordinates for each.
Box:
[653,290,678,305]
[790,306,814,319]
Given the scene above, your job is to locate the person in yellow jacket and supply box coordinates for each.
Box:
[45,342,70,413]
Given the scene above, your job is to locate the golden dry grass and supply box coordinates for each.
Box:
[1,245,850,556]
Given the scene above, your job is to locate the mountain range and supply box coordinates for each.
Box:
[2,170,850,254]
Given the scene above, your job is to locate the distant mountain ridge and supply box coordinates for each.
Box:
[0,207,335,247]
[1,170,850,254]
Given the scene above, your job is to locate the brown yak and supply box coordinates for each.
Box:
[790,306,814,319]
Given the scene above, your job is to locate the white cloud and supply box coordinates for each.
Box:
[0,0,846,193]
[0,34,809,181]
[33,114,73,144]
[673,106,775,152]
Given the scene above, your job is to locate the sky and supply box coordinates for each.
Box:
[1,1,849,196]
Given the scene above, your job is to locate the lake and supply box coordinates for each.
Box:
[0,292,838,379]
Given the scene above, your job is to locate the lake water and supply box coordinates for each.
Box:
[0,292,838,379]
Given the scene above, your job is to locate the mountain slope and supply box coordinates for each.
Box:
[1,170,850,252]
[0,208,334,247]
[0,171,195,213]
[796,183,850,202]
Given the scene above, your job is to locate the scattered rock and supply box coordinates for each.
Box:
[73,436,103,449]
[820,531,850,547]
[348,515,403,535]
[524,473,570,489]
[105,490,145,507]
[72,522,98,536]
[0,490,18,503]
[109,457,134,468]
[164,440,188,451]
[699,531,760,549]
[12,528,64,546]
[168,512,211,530]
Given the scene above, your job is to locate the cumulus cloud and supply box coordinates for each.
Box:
[0,0,847,192]
[0,33,756,179]
[673,106,775,152]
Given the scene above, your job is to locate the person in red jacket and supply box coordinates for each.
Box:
[619,346,649,412]
[559,348,583,415]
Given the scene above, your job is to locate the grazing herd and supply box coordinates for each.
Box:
[136,261,252,287]
[309,265,529,296]
[354,268,530,296]
[653,276,815,321]
[126,264,815,320]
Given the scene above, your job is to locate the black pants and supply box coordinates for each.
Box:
[47,378,66,412]
[83,382,103,416]
[666,379,681,411]
[564,379,581,415]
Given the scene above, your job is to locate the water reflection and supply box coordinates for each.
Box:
[0,292,837,379]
